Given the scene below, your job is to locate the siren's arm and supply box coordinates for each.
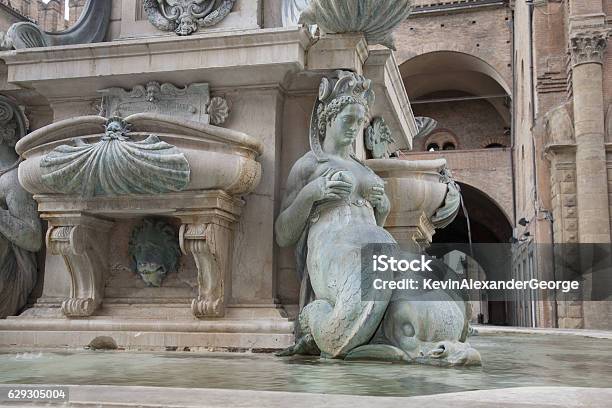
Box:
[275,157,318,248]
[0,172,42,253]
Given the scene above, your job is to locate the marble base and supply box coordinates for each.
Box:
[0,304,294,351]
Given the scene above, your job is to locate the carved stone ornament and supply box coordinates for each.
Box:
[6,0,111,49]
[129,218,181,287]
[99,81,230,125]
[299,0,413,49]
[0,97,27,147]
[207,96,230,126]
[46,216,114,317]
[414,117,438,140]
[431,169,461,229]
[180,222,229,318]
[0,31,13,50]
[365,117,394,159]
[40,117,191,197]
[569,31,609,66]
[143,0,236,36]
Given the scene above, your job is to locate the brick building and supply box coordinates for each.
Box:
[0,0,67,32]
[395,0,612,329]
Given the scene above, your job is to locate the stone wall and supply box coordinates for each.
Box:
[36,0,63,32]
[403,148,513,222]
[412,97,509,151]
[0,0,68,32]
[68,0,85,26]
[395,5,513,91]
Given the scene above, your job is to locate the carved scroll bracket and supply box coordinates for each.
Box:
[176,192,241,319]
[179,220,234,319]
[44,214,114,317]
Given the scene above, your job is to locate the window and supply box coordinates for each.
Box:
[424,129,459,152]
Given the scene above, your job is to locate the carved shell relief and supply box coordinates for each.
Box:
[40,117,191,197]
[298,0,413,49]
[144,0,236,36]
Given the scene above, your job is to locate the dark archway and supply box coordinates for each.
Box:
[428,183,513,325]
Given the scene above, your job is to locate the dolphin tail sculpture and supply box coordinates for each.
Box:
[7,0,111,49]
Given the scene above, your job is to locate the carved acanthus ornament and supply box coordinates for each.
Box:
[569,31,609,66]
[144,0,236,36]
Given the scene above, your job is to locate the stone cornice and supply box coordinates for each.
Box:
[569,30,609,67]
[543,143,577,160]
[0,27,312,99]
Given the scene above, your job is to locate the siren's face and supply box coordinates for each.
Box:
[328,104,367,147]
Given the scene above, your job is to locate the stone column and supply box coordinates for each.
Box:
[569,30,612,329]
[570,31,610,243]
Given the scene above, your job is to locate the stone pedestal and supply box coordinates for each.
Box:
[307,34,368,75]
[0,27,417,350]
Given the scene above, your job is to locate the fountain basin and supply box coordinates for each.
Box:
[13,113,265,319]
[0,333,610,399]
[367,158,456,250]
[16,113,263,197]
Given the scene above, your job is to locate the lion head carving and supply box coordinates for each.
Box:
[128,218,181,287]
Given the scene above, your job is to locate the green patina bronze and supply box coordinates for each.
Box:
[275,71,481,366]
[128,218,181,288]
[40,117,191,197]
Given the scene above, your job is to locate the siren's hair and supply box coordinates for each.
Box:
[310,71,375,161]
[317,95,369,139]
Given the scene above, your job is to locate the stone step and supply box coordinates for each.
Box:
[0,316,295,351]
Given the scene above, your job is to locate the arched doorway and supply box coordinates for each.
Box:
[428,183,513,325]
[400,51,511,152]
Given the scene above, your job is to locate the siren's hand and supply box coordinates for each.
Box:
[367,185,385,206]
[367,185,390,216]
[308,169,354,202]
